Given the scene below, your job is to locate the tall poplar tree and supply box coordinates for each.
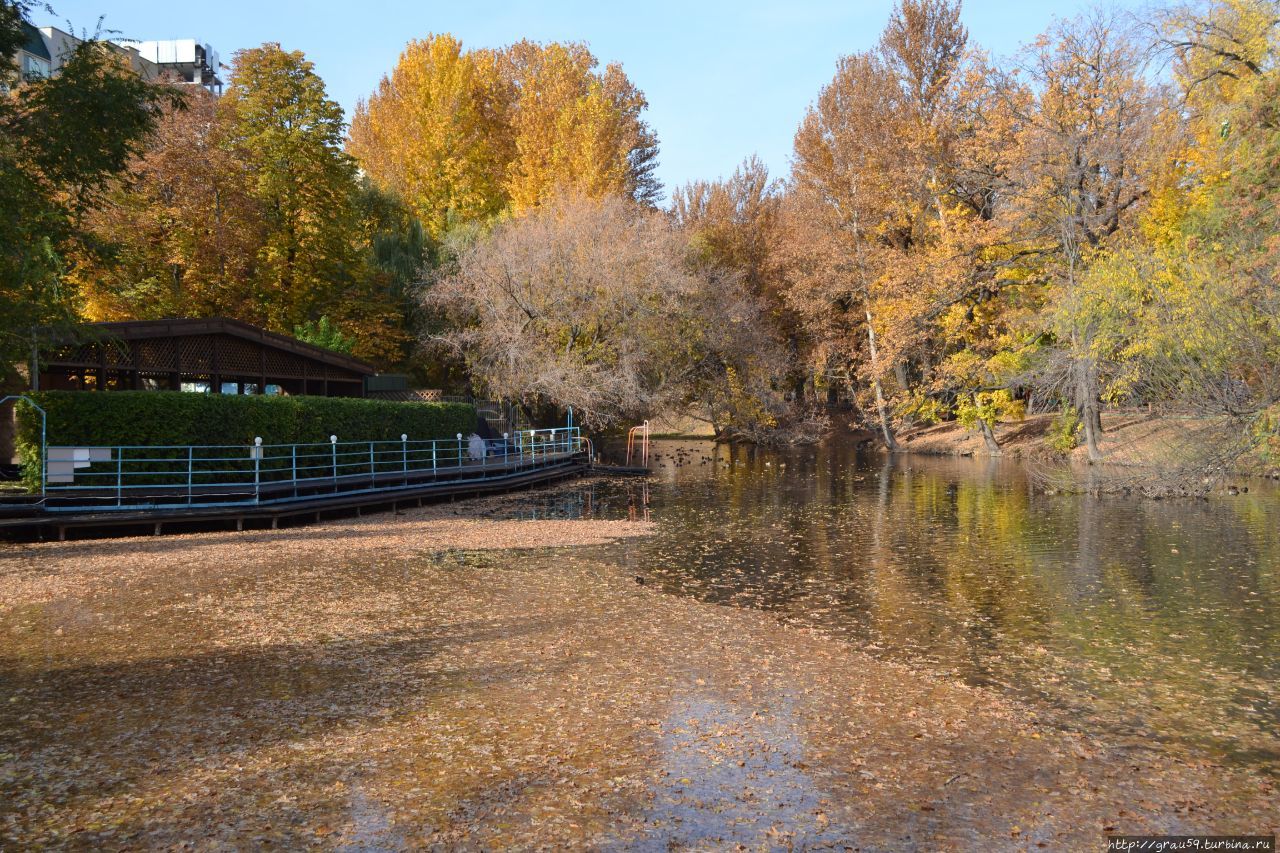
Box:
[219,43,361,333]
[500,40,660,210]
[348,34,512,239]
[349,36,661,234]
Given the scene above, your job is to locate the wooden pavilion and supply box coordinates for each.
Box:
[34,318,376,397]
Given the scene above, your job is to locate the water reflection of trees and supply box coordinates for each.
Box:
[609,440,1280,773]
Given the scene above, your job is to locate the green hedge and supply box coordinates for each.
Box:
[15,391,476,490]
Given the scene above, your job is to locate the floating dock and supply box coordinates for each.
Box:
[0,453,590,541]
[0,426,599,541]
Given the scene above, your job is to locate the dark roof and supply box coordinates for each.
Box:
[76,318,376,376]
[22,23,50,61]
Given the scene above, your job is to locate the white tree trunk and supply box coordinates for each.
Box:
[865,308,900,452]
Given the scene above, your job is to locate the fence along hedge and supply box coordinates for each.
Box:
[15,390,476,487]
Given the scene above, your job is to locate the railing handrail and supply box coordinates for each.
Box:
[36,425,585,512]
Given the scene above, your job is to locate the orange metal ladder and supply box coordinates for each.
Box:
[625,420,650,467]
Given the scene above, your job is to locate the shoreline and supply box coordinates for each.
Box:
[894,411,1280,476]
[629,411,1280,483]
[1,505,1275,847]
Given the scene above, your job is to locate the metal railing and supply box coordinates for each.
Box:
[38,427,584,512]
[626,420,650,467]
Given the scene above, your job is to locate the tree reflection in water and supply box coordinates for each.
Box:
[523,439,1280,775]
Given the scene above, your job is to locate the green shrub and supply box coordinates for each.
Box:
[14,391,475,490]
[955,390,1025,432]
[1046,405,1082,456]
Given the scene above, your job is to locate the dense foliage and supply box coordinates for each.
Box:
[73,45,417,365]
[348,36,661,237]
[9,0,1280,481]
[0,1,179,385]
[773,0,1280,481]
[427,193,790,434]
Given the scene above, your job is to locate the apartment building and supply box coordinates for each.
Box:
[135,39,222,93]
[14,22,51,80]
[9,23,222,93]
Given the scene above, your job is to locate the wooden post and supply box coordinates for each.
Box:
[212,335,221,393]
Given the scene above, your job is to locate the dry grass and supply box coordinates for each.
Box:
[899,412,1056,457]
[900,411,1275,479]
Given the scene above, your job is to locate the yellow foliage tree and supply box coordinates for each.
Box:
[349,34,512,239]
[1146,0,1280,245]
[787,0,1019,450]
[500,40,659,211]
[350,36,660,234]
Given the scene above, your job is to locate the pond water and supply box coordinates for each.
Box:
[515,439,1280,777]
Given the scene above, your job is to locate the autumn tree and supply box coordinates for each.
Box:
[672,156,785,313]
[1073,4,1280,484]
[500,40,660,210]
[196,44,418,365]
[426,194,695,425]
[78,44,419,366]
[1181,66,1280,465]
[348,34,512,239]
[876,3,1032,454]
[787,0,1007,450]
[218,43,365,333]
[1157,0,1278,103]
[350,36,660,238]
[0,1,178,383]
[1142,0,1278,245]
[426,193,777,432]
[1010,11,1165,460]
[77,89,263,321]
[788,50,904,448]
[670,156,809,431]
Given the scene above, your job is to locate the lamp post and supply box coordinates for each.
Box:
[253,436,262,503]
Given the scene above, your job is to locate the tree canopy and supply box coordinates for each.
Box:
[349,35,661,238]
[0,2,179,385]
[10,0,1280,480]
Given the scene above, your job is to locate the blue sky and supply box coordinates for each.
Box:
[46,0,1140,199]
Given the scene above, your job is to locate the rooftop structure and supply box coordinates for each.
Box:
[35,318,376,398]
[7,26,223,93]
[15,22,50,80]
[135,39,222,93]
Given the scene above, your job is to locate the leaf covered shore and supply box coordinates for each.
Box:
[0,501,1274,848]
